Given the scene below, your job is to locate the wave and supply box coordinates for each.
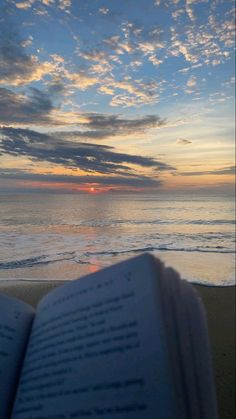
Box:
[0,245,234,270]
[83,246,235,257]
[184,220,235,225]
[66,219,235,226]
[29,218,234,228]
[0,252,77,270]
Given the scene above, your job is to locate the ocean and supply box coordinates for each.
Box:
[0,193,235,285]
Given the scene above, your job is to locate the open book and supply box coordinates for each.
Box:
[0,253,218,419]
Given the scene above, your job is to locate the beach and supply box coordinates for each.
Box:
[0,280,234,419]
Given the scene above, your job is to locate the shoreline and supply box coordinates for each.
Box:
[0,280,235,419]
[0,249,235,286]
[0,278,235,287]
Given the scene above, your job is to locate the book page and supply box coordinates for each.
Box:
[12,254,177,419]
[0,294,34,419]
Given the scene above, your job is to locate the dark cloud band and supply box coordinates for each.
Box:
[0,168,162,188]
[0,126,174,175]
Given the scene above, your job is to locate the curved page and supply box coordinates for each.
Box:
[12,254,177,419]
[0,294,34,419]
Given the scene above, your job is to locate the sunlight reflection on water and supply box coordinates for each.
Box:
[0,193,235,285]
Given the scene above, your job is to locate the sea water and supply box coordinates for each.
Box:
[0,193,235,285]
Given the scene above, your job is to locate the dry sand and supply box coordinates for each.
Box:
[195,284,235,419]
[0,280,235,419]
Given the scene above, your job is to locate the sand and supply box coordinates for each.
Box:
[195,284,235,419]
[0,280,235,419]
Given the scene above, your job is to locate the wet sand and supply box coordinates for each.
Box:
[0,280,235,419]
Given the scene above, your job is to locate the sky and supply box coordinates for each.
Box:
[0,0,235,194]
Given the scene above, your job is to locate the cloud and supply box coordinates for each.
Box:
[172,8,185,20]
[180,166,235,176]
[106,78,160,107]
[14,0,71,12]
[58,0,71,11]
[71,112,166,137]
[64,70,99,90]
[0,86,166,132]
[148,55,163,66]
[6,5,213,109]
[185,0,195,22]
[102,25,166,77]
[15,1,34,10]
[42,0,54,5]
[0,25,35,85]
[0,168,162,189]
[186,76,197,88]
[77,50,114,75]
[68,48,162,105]
[21,35,34,48]
[176,138,192,145]
[137,39,165,53]
[169,5,235,69]
[77,49,128,84]
[170,33,198,63]
[0,127,175,175]
[4,0,234,115]
[99,7,109,15]
[80,113,166,132]
[67,56,157,101]
[0,25,62,86]
[98,85,115,95]
[0,23,105,96]
[0,87,54,124]
[51,113,166,140]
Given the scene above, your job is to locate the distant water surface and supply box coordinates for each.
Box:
[0,193,235,285]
